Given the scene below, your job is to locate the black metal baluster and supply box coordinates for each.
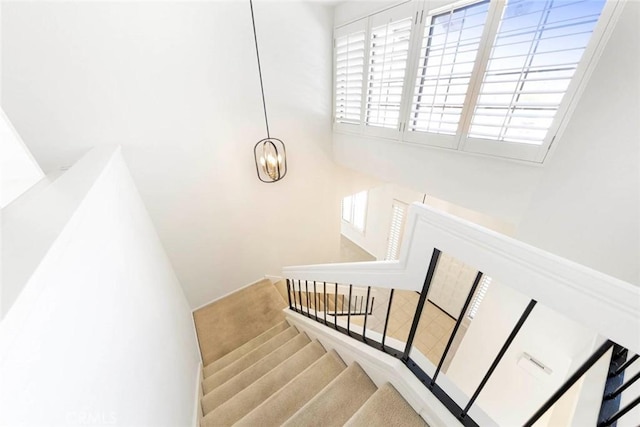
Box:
[362,286,371,342]
[292,280,298,311]
[286,279,293,309]
[382,289,394,349]
[297,280,303,316]
[360,295,364,313]
[599,395,640,427]
[313,281,318,322]
[611,354,639,378]
[305,280,311,317]
[431,272,483,388]
[341,291,345,314]
[462,299,537,418]
[369,297,375,315]
[323,282,327,325]
[347,285,353,336]
[605,371,640,400]
[334,283,339,330]
[524,340,614,426]
[402,249,441,362]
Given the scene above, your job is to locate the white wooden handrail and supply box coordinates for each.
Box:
[283,203,640,353]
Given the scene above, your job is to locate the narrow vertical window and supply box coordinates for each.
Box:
[366,16,413,129]
[342,191,368,232]
[468,275,492,319]
[385,200,408,260]
[335,26,366,125]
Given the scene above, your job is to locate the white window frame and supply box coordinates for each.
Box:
[332,0,623,164]
[341,191,368,233]
[363,1,420,140]
[402,0,497,150]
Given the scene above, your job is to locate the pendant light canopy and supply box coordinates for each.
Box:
[250,0,287,183]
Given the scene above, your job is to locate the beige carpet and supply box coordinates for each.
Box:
[194,278,287,365]
[195,279,427,427]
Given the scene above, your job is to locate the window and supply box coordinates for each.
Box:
[365,6,414,133]
[385,200,408,260]
[409,1,490,138]
[342,191,368,232]
[468,275,492,319]
[335,21,366,125]
[333,0,616,162]
[468,0,606,145]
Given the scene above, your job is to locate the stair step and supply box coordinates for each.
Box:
[294,291,345,312]
[345,383,427,427]
[236,350,347,426]
[202,326,297,394]
[200,340,326,426]
[203,320,289,378]
[283,362,377,427]
[273,279,290,304]
[195,278,287,366]
[201,332,311,414]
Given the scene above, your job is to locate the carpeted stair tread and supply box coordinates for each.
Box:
[274,279,290,305]
[235,350,347,426]
[203,321,289,378]
[345,383,427,427]
[200,340,326,427]
[194,279,287,366]
[202,326,297,394]
[201,332,311,414]
[282,362,377,427]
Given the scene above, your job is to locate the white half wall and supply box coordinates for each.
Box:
[0,109,44,208]
[0,146,200,427]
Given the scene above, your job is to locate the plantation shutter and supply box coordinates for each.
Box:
[408,1,490,140]
[334,20,367,127]
[467,0,607,146]
[385,200,408,260]
[365,4,415,135]
[468,275,492,319]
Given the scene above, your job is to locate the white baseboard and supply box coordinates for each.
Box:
[264,274,283,283]
[191,277,271,313]
[192,362,203,427]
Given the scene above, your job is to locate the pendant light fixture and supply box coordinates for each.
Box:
[250,0,287,183]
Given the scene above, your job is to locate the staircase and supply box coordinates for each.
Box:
[195,280,427,427]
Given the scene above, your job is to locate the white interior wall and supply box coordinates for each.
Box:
[0,110,44,208]
[1,0,348,308]
[332,0,639,286]
[516,0,640,286]
[447,282,598,426]
[0,147,200,426]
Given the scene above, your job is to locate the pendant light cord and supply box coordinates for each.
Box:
[249,0,270,139]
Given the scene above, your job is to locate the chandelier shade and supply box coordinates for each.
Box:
[254,138,287,183]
